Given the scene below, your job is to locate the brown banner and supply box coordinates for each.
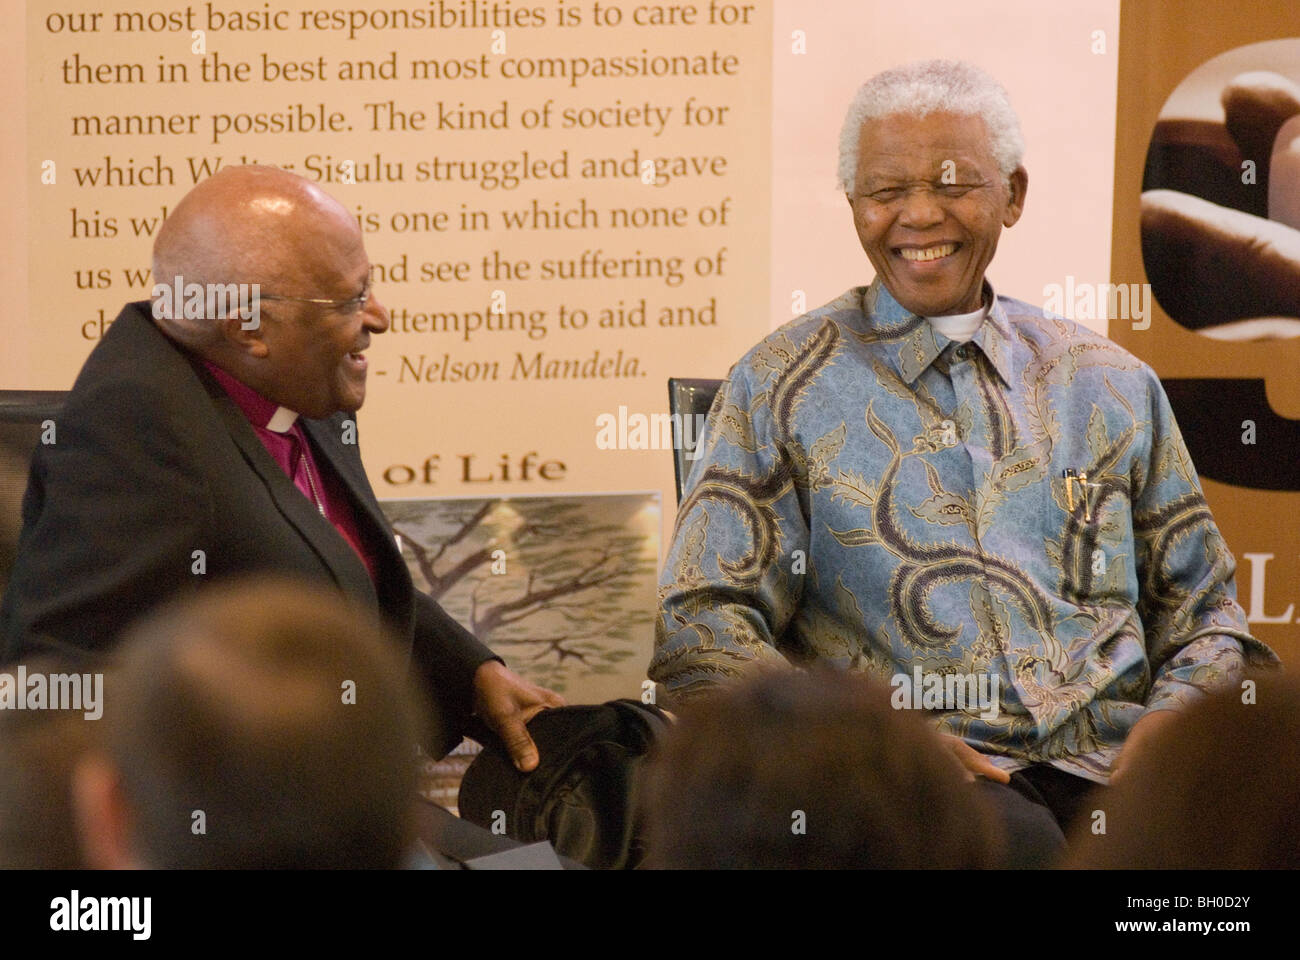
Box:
[1111,0,1300,663]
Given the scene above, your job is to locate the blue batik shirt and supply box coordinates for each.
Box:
[652,279,1278,781]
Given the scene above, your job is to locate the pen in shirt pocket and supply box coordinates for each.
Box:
[1062,469,1096,522]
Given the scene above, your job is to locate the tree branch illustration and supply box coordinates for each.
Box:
[392,500,496,600]
[391,498,655,672]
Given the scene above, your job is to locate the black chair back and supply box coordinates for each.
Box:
[667,378,723,504]
[0,391,68,591]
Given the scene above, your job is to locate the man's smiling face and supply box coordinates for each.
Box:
[256,218,388,419]
[848,111,1027,317]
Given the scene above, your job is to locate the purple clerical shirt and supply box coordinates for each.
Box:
[202,360,378,583]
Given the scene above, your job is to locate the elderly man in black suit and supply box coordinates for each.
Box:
[1,165,562,768]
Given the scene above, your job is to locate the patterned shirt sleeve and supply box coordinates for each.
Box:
[651,358,811,700]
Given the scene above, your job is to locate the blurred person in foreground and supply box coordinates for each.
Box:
[0,165,561,770]
[641,668,1000,869]
[72,579,425,869]
[1067,673,1300,870]
[652,59,1277,865]
[0,655,101,869]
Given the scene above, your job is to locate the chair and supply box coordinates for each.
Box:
[667,378,723,504]
[0,391,68,591]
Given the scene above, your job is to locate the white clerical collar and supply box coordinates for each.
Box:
[265,407,300,433]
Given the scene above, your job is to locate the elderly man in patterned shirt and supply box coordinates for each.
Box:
[652,60,1277,865]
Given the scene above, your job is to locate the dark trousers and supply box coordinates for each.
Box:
[974,765,1102,868]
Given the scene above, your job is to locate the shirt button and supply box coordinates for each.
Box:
[955,343,975,361]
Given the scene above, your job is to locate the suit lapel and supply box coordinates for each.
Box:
[301,415,415,630]
[302,417,397,554]
[190,363,381,609]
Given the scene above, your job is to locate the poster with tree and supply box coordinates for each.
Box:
[381,493,661,809]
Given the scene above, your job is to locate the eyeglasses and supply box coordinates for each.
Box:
[256,277,373,314]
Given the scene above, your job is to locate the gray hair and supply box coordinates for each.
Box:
[838,60,1025,194]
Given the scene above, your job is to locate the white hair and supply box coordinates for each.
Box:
[837,60,1025,193]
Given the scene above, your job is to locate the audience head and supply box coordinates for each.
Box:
[72,579,427,869]
[1068,673,1300,869]
[0,656,102,868]
[641,667,1001,868]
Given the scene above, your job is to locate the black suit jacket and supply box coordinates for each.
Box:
[0,301,494,756]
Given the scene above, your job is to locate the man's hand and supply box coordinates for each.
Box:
[1110,709,1180,784]
[472,660,565,772]
[940,734,1011,784]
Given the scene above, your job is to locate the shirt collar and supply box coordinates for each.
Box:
[971,293,1016,388]
[201,359,300,433]
[854,278,1016,387]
